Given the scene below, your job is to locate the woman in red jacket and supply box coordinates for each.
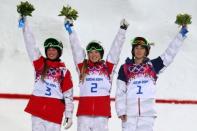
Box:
[64,18,129,131]
[19,17,74,131]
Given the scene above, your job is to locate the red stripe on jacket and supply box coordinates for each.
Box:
[77,96,111,117]
[25,95,65,124]
[76,60,114,117]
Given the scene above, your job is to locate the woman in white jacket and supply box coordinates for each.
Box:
[115,26,188,131]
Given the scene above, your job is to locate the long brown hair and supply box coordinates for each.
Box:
[40,59,49,81]
[79,59,88,83]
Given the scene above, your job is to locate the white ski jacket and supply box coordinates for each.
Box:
[115,33,186,117]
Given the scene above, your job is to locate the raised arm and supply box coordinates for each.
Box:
[107,19,129,65]
[19,17,41,62]
[69,30,86,65]
[64,20,86,70]
[160,26,188,67]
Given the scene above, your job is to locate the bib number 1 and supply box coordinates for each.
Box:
[136,85,143,94]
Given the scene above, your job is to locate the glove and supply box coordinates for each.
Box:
[119,115,127,122]
[18,17,25,28]
[120,19,129,30]
[65,17,74,26]
[64,18,73,34]
[180,26,188,37]
[63,118,73,129]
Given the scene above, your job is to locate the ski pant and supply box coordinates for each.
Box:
[32,115,61,131]
[122,116,155,131]
[77,116,109,131]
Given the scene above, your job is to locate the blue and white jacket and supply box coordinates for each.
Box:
[115,33,186,117]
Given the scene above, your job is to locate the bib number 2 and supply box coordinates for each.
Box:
[91,83,97,93]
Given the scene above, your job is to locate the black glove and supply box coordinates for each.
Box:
[120,19,129,30]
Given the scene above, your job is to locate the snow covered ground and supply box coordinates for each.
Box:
[1,99,197,131]
[0,0,197,131]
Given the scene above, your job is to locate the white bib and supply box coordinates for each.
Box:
[127,76,156,99]
[79,74,111,96]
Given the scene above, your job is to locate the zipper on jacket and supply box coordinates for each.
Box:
[138,98,141,116]
[92,98,95,116]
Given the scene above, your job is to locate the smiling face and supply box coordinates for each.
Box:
[88,50,101,63]
[46,47,59,60]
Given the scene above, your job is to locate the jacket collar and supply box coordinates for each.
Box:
[45,58,65,68]
[125,57,150,64]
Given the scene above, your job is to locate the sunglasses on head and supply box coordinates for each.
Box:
[86,46,103,52]
[44,42,63,50]
[133,40,148,46]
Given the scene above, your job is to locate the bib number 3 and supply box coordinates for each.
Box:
[45,86,52,96]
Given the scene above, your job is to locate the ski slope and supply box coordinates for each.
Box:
[0,0,197,131]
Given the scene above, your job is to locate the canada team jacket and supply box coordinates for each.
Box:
[22,21,74,124]
[115,33,186,117]
[69,28,126,117]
